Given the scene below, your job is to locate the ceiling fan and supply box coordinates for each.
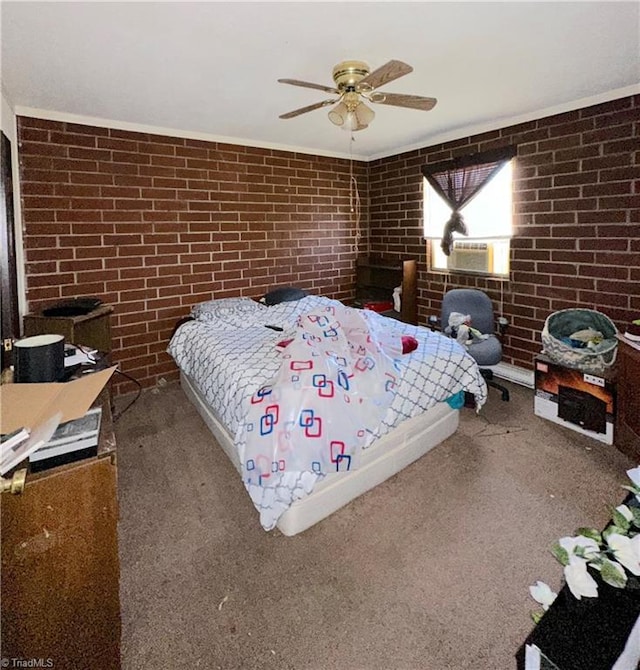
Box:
[278,59,437,131]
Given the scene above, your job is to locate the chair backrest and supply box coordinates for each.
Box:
[441,289,495,335]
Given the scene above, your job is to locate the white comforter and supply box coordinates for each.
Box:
[168,295,487,530]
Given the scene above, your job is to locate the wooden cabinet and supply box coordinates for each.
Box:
[615,336,640,461]
[23,305,114,353]
[1,393,121,669]
[355,258,417,324]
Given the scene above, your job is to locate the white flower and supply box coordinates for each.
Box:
[607,533,640,576]
[559,535,601,560]
[564,556,599,599]
[529,581,557,610]
[616,505,634,523]
[627,466,640,488]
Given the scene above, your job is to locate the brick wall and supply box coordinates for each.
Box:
[368,95,639,370]
[18,118,366,392]
[17,96,640,389]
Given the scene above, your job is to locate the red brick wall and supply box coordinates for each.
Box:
[18,118,366,392]
[17,96,640,389]
[368,95,639,370]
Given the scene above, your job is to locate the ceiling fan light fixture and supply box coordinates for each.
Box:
[339,102,374,132]
[341,116,367,132]
[329,100,375,131]
[328,101,348,126]
[354,101,375,126]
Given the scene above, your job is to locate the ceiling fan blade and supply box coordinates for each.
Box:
[357,60,413,91]
[279,99,338,119]
[278,78,339,94]
[373,93,438,111]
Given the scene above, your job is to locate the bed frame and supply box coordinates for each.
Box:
[181,371,459,536]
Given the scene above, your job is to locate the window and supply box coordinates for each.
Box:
[423,158,513,276]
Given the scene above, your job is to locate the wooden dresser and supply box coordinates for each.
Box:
[1,391,121,669]
[616,335,640,461]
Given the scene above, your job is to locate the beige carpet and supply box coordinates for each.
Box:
[114,380,634,670]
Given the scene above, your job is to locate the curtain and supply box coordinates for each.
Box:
[422,146,516,255]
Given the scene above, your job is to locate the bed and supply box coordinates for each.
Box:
[168,294,487,536]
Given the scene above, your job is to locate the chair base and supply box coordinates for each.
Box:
[480,368,510,402]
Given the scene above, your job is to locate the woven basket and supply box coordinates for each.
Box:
[541,308,618,374]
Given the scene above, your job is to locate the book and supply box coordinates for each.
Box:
[29,407,102,463]
[29,435,99,462]
[45,406,101,446]
[28,406,102,464]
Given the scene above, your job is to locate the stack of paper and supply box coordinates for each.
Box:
[0,414,61,475]
[1,427,30,452]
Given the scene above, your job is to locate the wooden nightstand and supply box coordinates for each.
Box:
[23,304,114,353]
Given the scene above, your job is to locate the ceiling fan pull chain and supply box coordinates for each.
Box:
[349,131,362,253]
[349,131,354,213]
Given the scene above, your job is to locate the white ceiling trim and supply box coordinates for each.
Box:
[367,84,640,162]
[13,105,366,162]
[15,82,640,165]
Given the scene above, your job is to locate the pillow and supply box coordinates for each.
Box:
[191,297,266,323]
[263,286,309,306]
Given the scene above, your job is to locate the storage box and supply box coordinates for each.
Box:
[534,355,616,444]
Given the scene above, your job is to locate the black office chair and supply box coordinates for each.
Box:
[441,288,510,402]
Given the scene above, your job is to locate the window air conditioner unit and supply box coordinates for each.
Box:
[448,242,491,273]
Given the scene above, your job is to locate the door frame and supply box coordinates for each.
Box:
[1,130,20,368]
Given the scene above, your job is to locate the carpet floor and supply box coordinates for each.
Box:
[114,380,634,670]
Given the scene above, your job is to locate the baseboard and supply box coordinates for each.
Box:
[486,362,534,389]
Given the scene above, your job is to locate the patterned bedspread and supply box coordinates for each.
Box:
[168,295,487,530]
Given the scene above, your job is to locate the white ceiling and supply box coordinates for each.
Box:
[2,2,639,161]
